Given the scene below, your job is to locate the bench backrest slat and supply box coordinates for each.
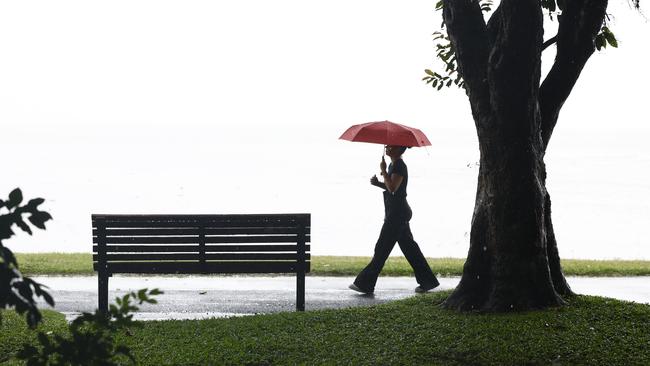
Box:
[92,253,310,261]
[92,214,311,275]
[94,214,308,227]
[92,244,311,253]
[92,235,309,244]
[92,227,311,236]
[104,261,301,274]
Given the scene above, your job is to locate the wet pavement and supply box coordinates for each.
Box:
[32,275,650,321]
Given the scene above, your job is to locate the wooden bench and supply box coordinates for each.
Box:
[92,214,310,312]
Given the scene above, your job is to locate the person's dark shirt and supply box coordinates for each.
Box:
[387,159,408,197]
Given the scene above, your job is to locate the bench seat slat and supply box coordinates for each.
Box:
[93,244,310,253]
[93,253,310,261]
[94,261,310,274]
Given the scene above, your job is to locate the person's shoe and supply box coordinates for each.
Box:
[348,283,373,294]
[415,282,440,293]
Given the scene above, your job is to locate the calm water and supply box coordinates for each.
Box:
[1,0,649,260]
[4,123,650,260]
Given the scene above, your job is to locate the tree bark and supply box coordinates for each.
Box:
[441,0,610,311]
[540,0,609,148]
[538,0,608,297]
[442,0,566,311]
[544,192,573,296]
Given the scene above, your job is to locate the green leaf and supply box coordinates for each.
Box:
[28,211,52,230]
[42,291,55,306]
[16,219,32,235]
[26,198,45,210]
[1,246,18,266]
[595,35,605,51]
[425,69,435,76]
[603,27,618,48]
[7,188,23,209]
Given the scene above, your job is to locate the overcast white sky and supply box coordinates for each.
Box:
[1,1,649,259]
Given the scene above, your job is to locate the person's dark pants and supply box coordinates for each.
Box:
[353,220,439,292]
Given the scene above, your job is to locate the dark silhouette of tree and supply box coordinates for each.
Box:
[0,188,54,327]
[18,288,162,366]
[423,0,641,311]
[1,189,162,364]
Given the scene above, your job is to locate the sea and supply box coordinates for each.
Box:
[3,121,649,260]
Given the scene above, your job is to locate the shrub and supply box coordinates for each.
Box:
[18,288,162,366]
[0,188,53,327]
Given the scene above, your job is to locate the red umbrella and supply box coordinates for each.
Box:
[339,120,431,147]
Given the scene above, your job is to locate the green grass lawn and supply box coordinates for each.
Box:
[2,292,649,365]
[0,310,67,365]
[14,252,650,277]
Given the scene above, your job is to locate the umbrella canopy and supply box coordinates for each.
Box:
[338,120,431,147]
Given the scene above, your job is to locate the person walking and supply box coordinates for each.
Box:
[349,145,439,294]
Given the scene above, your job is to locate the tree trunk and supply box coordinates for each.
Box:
[440,0,608,311]
[442,0,566,311]
[544,192,574,296]
[444,132,565,311]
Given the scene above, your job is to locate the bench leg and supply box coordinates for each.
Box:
[296,271,305,311]
[98,273,109,314]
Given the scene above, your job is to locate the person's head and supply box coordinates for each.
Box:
[384,145,408,158]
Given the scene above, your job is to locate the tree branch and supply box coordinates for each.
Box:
[442,0,490,122]
[539,0,609,149]
[487,0,544,132]
[542,35,557,51]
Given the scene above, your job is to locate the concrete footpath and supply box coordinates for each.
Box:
[32,276,650,321]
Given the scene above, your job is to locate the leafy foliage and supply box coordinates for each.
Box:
[18,288,162,366]
[0,188,53,328]
[423,0,493,92]
[423,0,624,91]
[595,25,618,50]
[422,33,464,91]
[541,0,563,19]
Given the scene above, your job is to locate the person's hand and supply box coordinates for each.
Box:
[370,175,380,186]
[380,156,387,174]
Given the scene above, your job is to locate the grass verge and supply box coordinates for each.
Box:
[0,310,67,365]
[2,292,649,365]
[14,253,650,277]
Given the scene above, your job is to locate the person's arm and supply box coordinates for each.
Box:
[370,175,387,190]
[380,156,404,193]
[381,171,403,193]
